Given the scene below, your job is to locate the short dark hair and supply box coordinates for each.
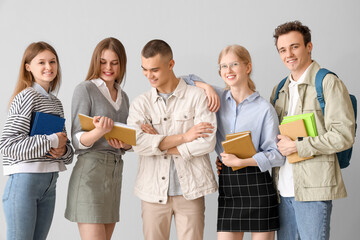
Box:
[273,21,311,47]
[141,39,173,60]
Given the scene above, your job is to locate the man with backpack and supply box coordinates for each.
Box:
[271,21,356,240]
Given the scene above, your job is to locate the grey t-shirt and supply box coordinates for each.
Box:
[158,92,182,196]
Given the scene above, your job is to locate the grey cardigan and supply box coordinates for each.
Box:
[71,80,130,156]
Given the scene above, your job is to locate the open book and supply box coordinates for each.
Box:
[78,113,136,146]
[222,131,256,171]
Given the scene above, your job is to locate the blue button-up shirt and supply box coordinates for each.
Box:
[182,75,285,172]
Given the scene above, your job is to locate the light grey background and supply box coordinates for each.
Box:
[0,0,359,239]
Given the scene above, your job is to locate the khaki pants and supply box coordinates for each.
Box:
[141,196,205,240]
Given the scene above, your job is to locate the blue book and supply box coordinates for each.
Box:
[29,112,65,136]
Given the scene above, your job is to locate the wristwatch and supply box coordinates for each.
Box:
[297,137,304,141]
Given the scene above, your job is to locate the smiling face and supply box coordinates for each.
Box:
[99,49,120,84]
[219,52,251,89]
[25,50,58,91]
[277,31,313,80]
[141,54,175,93]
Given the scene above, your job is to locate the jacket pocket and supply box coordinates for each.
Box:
[174,111,195,132]
[300,160,337,187]
[146,115,162,135]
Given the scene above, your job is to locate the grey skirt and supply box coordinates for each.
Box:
[65,151,124,223]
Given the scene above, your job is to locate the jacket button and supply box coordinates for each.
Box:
[184,115,187,119]
[162,176,165,180]
[164,156,167,159]
[164,118,167,121]
[159,200,163,203]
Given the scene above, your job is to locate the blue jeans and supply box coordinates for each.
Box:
[2,172,59,240]
[277,196,332,240]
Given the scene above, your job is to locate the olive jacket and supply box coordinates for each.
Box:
[270,61,355,201]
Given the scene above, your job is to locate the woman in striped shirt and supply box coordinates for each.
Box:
[0,42,74,240]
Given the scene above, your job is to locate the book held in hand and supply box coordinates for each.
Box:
[225,131,251,141]
[281,112,317,137]
[30,112,65,136]
[222,131,256,171]
[279,115,317,163]
[78,113,136,146]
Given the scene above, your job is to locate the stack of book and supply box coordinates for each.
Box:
[279,112,317,163]
[221,131,256,171]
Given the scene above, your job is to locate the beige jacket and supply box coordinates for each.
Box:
[270,61,355,201]
[127,79,218,204]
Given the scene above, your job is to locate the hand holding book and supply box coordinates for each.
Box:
[221,131,256,171]
[93,116,114,135]
[29,112,68,158]
[278,113,317,163]
[78,113,136,146]
[220,152,248,170]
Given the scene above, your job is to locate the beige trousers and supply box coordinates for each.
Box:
[141,196,205,240]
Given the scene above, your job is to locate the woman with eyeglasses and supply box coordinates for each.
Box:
[182,45,285,240]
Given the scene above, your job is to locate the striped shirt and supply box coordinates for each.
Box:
[0,83,74,175]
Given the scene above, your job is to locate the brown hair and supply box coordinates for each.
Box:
[218,45,256,91]
[273,21,311,47]
[86,37,127,84]
[10,41,61,105]
[141,39,173,61]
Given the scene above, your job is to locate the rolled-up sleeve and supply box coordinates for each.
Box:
[253,106,285,172]
[177,92,217,161]
[179,74,205,86]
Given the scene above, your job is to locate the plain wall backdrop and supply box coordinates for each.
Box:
[0,0,359,239]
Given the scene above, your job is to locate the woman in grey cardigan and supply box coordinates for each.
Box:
[65,37,132,240]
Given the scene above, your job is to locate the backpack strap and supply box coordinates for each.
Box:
[315,68,338,115]
[272,76,288,105]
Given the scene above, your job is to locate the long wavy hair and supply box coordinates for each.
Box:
[86,37,127,84]
[9,41,61,105]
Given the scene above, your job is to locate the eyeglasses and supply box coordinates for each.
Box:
[219,61,241,71]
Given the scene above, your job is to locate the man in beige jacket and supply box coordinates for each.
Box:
[271,21,355,240]
[127,39,218,240]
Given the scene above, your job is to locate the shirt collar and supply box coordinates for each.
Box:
[32,82,50,97]
[289,62,313,87]
[151,78,187,103]
[92,78,120,90]
[225,90,259,103]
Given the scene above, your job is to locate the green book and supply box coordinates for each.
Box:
[281,112,318,137]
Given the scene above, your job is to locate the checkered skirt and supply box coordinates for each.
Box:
[217,165,279,232]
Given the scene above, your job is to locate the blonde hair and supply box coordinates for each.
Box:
[9,41,61,105]
[86,37,127,84]
[218,45,256,91]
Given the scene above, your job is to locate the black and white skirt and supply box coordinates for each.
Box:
[217,165,279,232]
